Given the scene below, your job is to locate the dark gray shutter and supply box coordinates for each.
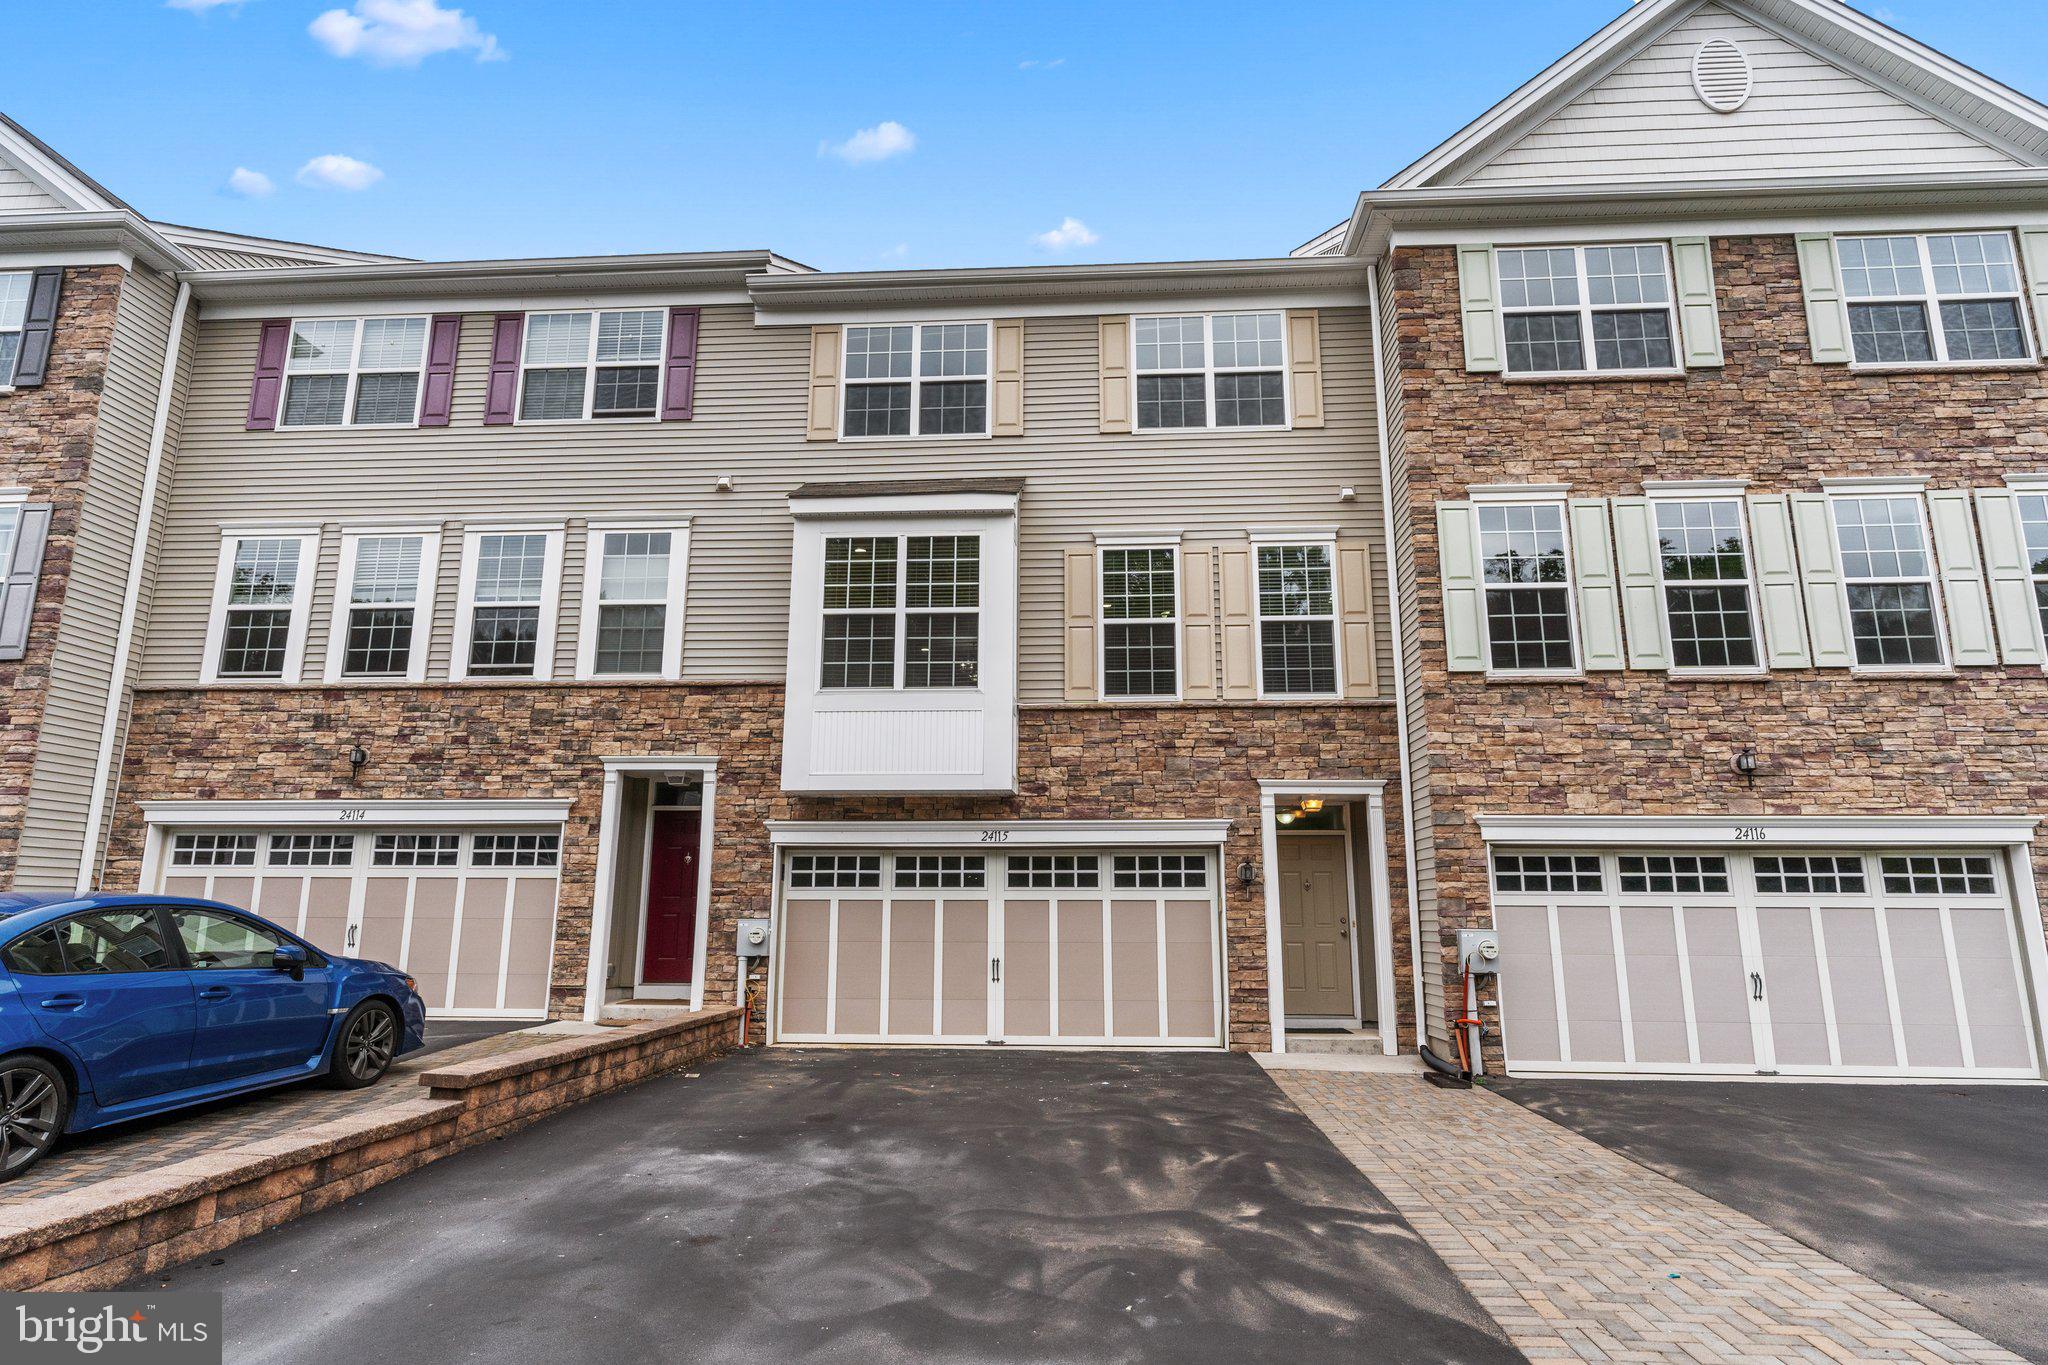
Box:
[0,503,54,660]
[11,268,62,388]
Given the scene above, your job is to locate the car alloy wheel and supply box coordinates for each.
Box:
[0,1064,61,1176]
[343,1005,397,1083]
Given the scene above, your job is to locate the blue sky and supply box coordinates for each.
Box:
[15,1,2048,269]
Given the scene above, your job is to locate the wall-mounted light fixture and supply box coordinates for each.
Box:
[1236,860,1257,887]
[348,745,369,780]
[1732,748,1759,786]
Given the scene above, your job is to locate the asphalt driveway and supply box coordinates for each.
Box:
[1498,1079,2048,1362]
[138,1048,1517,1364]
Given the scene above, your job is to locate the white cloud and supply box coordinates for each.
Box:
[1018,58,1066,70]
[168,0,248,11]
[296,154,384,191]
[821,121,916,165]
[1033,216,1100,251]
[226,167,275,197]
[310,0,504,67]
[879,243,910,261]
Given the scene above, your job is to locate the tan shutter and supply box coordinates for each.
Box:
[805,325,840,441]
[1098,315,1132,433]
[1218,545,1257,699]
[1286,310,1325,428]
[1180,542,1218,700]
[992,320,1025,436]
[1337,541,1376,698]
[1063,547,1099,701]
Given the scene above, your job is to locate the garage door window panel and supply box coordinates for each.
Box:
[1839,233,2032,366]
[1830,495,1947,669]
[1477,503,1578,673]
[1654,500,1760,670]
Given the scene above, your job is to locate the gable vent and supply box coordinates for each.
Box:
[1692,38,1753,112]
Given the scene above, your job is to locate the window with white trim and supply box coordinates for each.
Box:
[471,832,560,868]
[841,323,989,437]
[1753,855,1866,895]
[268,833,355,867]
[893,854,987,889]
[1255,543,1338,695]
[1880,854,1996,896]
[1006,853,1101,889]
[1100,545,1178,698]
[457,531,559,680]
[1492,852,1603,894]
[1498,244,1678,376]
[0,272,29,382]
[1134,312,1286,430]
[520,309,666,421]
[0,499,23,575]
[583,528,685,678]
[1111,853,1207,889]
[1653,499,1759,670]
[209,534,312,680]
[373,833,461,868]
[1838,233,2032,366]
[171,833,257,868]
[819,534,979,689]
[337,534,431,679]
[2017,491,2048,647]
[1829,495,1945,668]
[787,853,882,889]
[281,316,428,428]
[1477,502,1576,672]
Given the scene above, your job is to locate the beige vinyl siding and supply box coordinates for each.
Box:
[1461,3,2024,187]
[17,267,181,889]
[0,160,65,213]
[139,303,1390,706]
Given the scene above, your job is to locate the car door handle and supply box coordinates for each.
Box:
[198,985,232,1001]
[37,994,85,1010]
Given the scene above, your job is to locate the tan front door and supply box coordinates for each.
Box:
[1279,834,1354,1018]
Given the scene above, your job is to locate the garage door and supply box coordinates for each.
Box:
[775,848,1224,1046]
[1494,849,2043,1080]
[157,826,562,1020]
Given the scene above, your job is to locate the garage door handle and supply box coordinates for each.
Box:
[1751,972,1763,1002]
[990,957,1001,983]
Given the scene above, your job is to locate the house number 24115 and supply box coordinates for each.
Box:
[979,830,1010,843]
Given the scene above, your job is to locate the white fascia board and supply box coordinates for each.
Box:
[787,491,1019,520]
[206,288,749,322]
[765,819,1236,849]
[140,798,575,827]
[751,289,1367,327]
[1477,813,2039,847]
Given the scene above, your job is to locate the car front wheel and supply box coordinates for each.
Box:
[327,1000,400,1089]
[0,1053,70,1181]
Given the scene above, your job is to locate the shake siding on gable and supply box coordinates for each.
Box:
[1460,3,2024,186]
[136,303,1392,706]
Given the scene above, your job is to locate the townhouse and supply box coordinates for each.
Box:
[0,0,2044,1080]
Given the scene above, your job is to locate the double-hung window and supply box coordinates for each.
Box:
[1498,244,1678,376]
[2018,491,2048,647]
[1477,501,1577,671]
[1255,542,1339,695]
[1829,494,1946,668]
[520,309,666,421]
[0,272,29,382]
[1133,312,1286,430]
[1652,498,1760,670]
[578,525,688,679]
[280,316,428,427]
[1838,233,2032,366]
[455,529,562,681]
[329,532,437,681]
[841,323,989,437]
[204,531,316,682]
[819,534,979,688]
[1099,544,1178,698]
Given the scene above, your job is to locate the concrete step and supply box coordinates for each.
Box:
[601,1001,698,1022]
[1285,1032,1385,1055]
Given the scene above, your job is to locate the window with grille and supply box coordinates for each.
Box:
[340,534,427,678]
[892,854,987,889]
[1653,499,1759,670]
[373,833,463,867]
[787,853,883,889]
[472,832,561,868]
[1255,543,1338,695]
[1111,853,1207,889]
[1829,495,1945,668]
[1492,853,1603,894]
[280,316,428,427]
[465,533,552,677]
[171,833,258,867]
[1497,244,1678,375]
[1753,855,1866,895]
[841,323,989,437]
[268,833,356,867]
[1838,233,2032,366]
[1477,503,1576,672]
[1006,854,1102,889]
[589,529,678,677]
[1133,312,1286,430]
[520,309,666,420]
[1100,545,1178,698]
[215,536,307,679]
[1880,854,1996,896]
[1617,854,1730,894]
[820,535,978,688]
[0,273,28,382]
[2018,492,2048,650]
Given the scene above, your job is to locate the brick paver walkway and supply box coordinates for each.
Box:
[3,1028,550,1205]
[1269,1068,2023,1364]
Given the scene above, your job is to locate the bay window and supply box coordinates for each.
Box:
[820,535,979,688]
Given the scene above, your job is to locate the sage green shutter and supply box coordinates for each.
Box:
[1789,493,1853,666]
[1609,497,1670,669]
[1436,501,1486,672]
[1456,245,1503,373]
[1926,489,1997,666]
[1795,234,1851,365]
[2020,229,2048,354]
[1975,489,2045,664]
[1746,494,1812,669]
[1569,498,1624,670]
[1670,237,1724,369]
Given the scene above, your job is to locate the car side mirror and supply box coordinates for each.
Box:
[272,943,308,978]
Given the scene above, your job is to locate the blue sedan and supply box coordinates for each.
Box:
[0,892,427,1179]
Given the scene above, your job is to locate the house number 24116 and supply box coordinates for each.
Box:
[1734,826,1767,841]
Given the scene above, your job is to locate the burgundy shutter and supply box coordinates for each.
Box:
[244,318,291,430]
[419,314,463,427]
[484,313,523,425]
[10,268,62,388]
[661,306,700,421]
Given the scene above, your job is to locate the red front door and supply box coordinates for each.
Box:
[641,808,701,984]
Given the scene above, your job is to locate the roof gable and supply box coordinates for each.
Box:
[0,115,126,215]
[1387,0,2048,191]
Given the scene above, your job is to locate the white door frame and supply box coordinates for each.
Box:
[584,755,719,1022]
[1258,780,1395,1056]
[1277,814,1366,1029]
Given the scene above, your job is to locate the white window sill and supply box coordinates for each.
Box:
[1846,360,2041,377]
[1502,369,1686,385]
[1482,670,1587,683]
[277,422,424,433]
[836,431,994,443]
[1848,666,1958,679]
[1667,667,1771,682]
[514,416,666,428]
[1132,424,1293,436]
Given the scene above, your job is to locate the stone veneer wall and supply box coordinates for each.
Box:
[0,266,123,886]
[106,687,1406,1051]
[1388,236,2048,1064]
